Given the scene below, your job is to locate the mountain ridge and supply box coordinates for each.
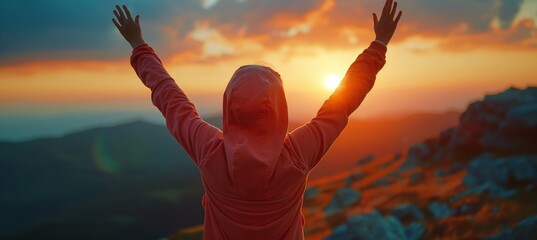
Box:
[0,110,460,239]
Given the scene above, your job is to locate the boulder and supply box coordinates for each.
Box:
[483,87,537,103]
[372,178,390,187]
[402,143,429,169]
[484,215,537,240]
[435,163,464,177]
[345,172,364,185]
[324,211,406,240]
[356,154,375,166]
[405,222,426,240]
[304,187,319,199]
[324,187,360,216]
[428,201,455,219]
[410,172,424,182]
[463,153,537,198]
[448,87,537,154]
[391,203,425,223]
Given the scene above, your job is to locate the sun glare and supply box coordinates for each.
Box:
[324,74,342,91]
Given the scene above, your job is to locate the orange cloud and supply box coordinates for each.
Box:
[156,0,536,65]
[2,0,535,68]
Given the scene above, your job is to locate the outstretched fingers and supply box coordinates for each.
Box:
[382,0,393,17]
[115,5,126,21]
[112,18,121,29]
[123,5,133,21]
[390,1,398,19]
[113,9,121,22]
[395,10,402,25]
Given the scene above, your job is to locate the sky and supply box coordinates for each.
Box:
[0,0,536,141]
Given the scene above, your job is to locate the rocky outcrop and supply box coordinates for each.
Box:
[448,87,537,154]
[484,215,537,240]
[399,87,537,170]
[324,211,407,240]
[302,86,537,240]
[462,153,537,198]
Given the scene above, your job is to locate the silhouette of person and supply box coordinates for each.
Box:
[113,1,401,239]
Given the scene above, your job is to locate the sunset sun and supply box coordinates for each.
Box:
[324,74,342,91]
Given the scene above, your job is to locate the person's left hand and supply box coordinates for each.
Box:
[373,0,402,45]
[112,5,146,49]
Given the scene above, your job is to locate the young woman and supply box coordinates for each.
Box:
[113,1,401,239]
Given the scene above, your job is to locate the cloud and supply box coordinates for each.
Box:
[0,0,535,66]
[0,0,203,65]
[498,0,524,29]
[435,18,537,51]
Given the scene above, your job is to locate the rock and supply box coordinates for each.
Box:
[356,154,375,166]
[346,211,406,240]
[428,201,455,219]
[505,103,537,128]
[492,206,499,215]
[463,181,518,199]
[463,153,537,198]
[324,211,406,240]
[458,203,483,216]
[325,224,349,240]
[460,204,474,214]
[410,172,424,182]
[372,178,390,187]
[304,187,319,199]
[321,87,537,239]
[391,203,425,223]
[405,222,426,240]
[478,131,517,152]
[435,163,464,177]
[430,147,453,162]
[402,143,429,169]
[483,87,537,103]
[447,86,537,154]
[484,215,537,240]
[439,127,455,145]
[345,172,364,185]
[324,187,360,216]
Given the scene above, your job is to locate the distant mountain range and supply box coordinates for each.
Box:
[310,111,460,179]
[0,121,204,239]
[0,109,458,239]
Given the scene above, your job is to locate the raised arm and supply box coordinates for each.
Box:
[286,0,402,172]
[113,5,222,166]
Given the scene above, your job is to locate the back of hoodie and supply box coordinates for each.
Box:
[130,41,387,240]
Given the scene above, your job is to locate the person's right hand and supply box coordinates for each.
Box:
[373,0,402,45]
[112,5,146,49]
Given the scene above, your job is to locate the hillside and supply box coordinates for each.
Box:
[310,111,460,179]
[0,109,459,239]
[303,86,537,239]
[0,121,203,239]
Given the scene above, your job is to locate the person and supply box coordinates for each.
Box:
[113,0,401,239]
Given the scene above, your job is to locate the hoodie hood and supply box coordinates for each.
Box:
[223,65,288,195]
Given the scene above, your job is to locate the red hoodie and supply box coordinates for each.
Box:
[131,41,386,239]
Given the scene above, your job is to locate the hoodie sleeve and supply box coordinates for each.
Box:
[286,41,386,171]
[130,44,222,167]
